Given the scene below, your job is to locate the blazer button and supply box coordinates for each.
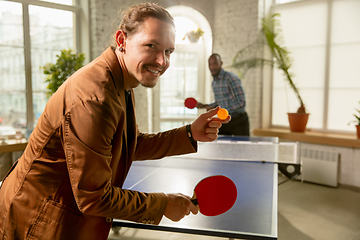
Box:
[105,217,112,223]
[150,220,155,224]
[141,220,147,224]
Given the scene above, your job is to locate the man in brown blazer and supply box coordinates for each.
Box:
[0,3,230,240]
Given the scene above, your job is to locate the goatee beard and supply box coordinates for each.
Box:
[140,79,158,88]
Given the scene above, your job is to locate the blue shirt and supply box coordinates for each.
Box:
[208,69,246,115]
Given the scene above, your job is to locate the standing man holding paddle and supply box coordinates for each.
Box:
[197,53,250,136]
[0,3,230,240]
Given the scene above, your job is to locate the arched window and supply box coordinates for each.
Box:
[152,6,212,132]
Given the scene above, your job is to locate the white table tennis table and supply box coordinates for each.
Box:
[112,136,300,240]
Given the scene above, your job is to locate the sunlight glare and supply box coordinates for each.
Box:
[174,16,202,44]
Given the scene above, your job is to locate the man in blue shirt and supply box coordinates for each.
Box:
[197,53,250,136]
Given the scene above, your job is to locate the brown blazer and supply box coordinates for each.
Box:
[0,47,196,240]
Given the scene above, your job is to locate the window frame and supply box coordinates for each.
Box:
[2,0,89,133]
[150,6,212,133]
[268,0,360,134]
[152,43,205,133]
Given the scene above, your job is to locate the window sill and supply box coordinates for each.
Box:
[1,129,359,153]
[253,128,360,149]
[0,139,27,153]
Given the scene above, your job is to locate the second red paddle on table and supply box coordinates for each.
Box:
[190,175,237,216]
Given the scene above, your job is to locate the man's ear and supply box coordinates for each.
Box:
[115,30,126,48]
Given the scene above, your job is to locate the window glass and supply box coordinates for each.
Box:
[272,0,360,132]
[328,0,360,131]
[155,15,205,132]
[276,0,300,3]
[160,52,199,120]
[173,16,203,44]
[0,1,26,140]
[272,2,327,129]
[29,5,74,123]
[160,121,188,132]
[0,1,23,46]
[39,0,73,5]
[0,0,76,141]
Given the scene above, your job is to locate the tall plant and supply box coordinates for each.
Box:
[43,49,85,97]
[231,13,306,113]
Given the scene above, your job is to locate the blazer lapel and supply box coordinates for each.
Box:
[125,90,136,150]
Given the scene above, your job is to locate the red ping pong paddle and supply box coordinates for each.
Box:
[190,175,237,216]
[184,97,197,109]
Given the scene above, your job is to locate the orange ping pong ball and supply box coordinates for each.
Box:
[217,108,229,120]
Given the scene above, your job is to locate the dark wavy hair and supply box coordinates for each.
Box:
[112,2,175,47]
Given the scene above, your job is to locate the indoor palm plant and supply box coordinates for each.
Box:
[231,13,308,132]
[43,49,85,97]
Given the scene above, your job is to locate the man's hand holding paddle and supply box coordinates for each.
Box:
[163,107,233,223]
[164,193,199,222]
[164,175,237,222]
[191,106,231,142]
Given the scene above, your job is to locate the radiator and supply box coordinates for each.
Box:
[296,146,340,187]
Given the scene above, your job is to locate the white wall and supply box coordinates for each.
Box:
[300,143,360,189]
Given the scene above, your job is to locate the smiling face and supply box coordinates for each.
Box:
[208,55,222,77]
[116,17,175,89]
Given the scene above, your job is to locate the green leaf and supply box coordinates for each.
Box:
[230,13,306,113]
[42,49,85,98]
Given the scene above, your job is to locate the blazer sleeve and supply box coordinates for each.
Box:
[135,126,197,161]
[62,98,167,224]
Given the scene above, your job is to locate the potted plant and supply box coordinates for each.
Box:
[183,28,204,43]
[42,49,85,97]
[348,101,360,138]
[231,13,308,132]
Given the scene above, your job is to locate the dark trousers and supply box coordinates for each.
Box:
[219,112,250,136]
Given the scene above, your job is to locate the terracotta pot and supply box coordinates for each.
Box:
[356,125,360,139]
[287,113,310,132]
